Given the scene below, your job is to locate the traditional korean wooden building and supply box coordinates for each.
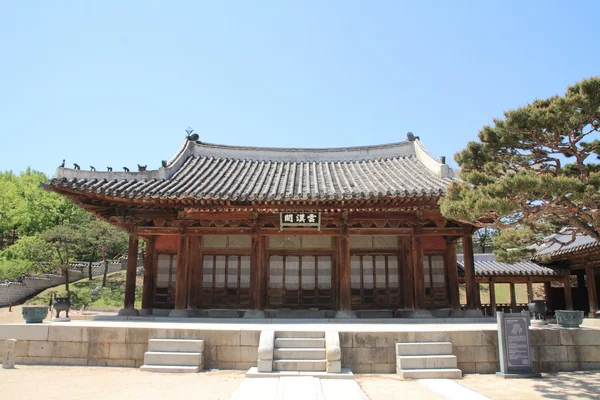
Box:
[47,134,484,317]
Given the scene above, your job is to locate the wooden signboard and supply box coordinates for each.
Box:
[280,212,321,230]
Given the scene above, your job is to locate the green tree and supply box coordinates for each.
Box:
[440,77,600,261]
[40,224,83,291]
[79,221,128,285]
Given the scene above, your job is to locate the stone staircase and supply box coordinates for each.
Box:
[273,331,327,372]
[396,342,462,379]
[140,338,204,373]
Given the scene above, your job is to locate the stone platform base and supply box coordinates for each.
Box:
[246,367,354,379]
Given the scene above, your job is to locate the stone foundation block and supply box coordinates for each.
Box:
[339,332,353,348]
[257,359,272,372]
[454,346,498,363]
[372,363,395,373]
[560,330,600,346]
[475,362,499,374]
[449,331,482,347]
[530,329,560,346]
[349,364,372,373]
[21,356,88,366]
[109,343,146,361]
[241,330,260,346]
[531,345,568,362]
[88,358,136,367]
[125,328,152,344]
[217,346,241,363]
[86,327,126,344]
[457,362,476,374]
[48,326,85,342]
[567,345,600,362]
[327,360,341,373]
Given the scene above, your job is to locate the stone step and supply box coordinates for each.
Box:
[397,368,462,379]
[274,359,327,372]
[148,339,204,353]
[395,342,453,356]
[274,338,326,348]
[396,355,458,369]
[140,365,201,373]
[274,348,327,360]
[275,331,325,339]
[143,351,203,366]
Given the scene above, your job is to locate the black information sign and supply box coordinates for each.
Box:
[496,311,540,377]
[504,316,531,368]
[280,212,321,230]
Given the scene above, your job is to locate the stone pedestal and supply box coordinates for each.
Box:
[138,309,153,316]
[52,317,71,323]
[244,310,266,319]
[169,309,190,318]
[118,308,140,317]
[463,309,484,318]
[334,311,357,319]
[408,310,434,318]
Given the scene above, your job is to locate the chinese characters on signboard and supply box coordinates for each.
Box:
[280,212,321,230]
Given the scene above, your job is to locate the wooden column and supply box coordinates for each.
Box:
[586,266,598,318]
[402,237,415,309]
[509,282,517,311]
[251,226,265,310]
[475,283,481,309]
[444,239,460,310]
[187,236,201,309]
[544,281,552,311]
[124,232,139,309]
[141,236,156,310]
[338,224,351,311]
[526,278,534,302]
[412,228,426,310]
[462,230,477,309]
[564,276,573,310]
[174,232,190,310]
[489,278,496,316]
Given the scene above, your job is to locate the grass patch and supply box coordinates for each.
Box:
[27,270,142,310]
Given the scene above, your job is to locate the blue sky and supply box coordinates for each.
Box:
[1,1,599,176]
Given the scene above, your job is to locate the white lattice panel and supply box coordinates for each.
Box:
[301,256,316,289]
[227,257,238,288]
[317,256,332,289]
[363,256,374,289]
[215,256,226,288]
[203,235,228,248]
[269,236,302,249]
[350,255,361,289]
[373,236,399,249]
[431,255,445,288]
[301,236,332,249]
[240,256,251,288]
[350,236,373,249]
[229,235,252,249]
[202,255,214,288]
[286,256,300,289]
[375,256,386,288]
[270,256,284,288]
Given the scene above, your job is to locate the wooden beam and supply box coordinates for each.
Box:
[412,229,426,310]
[261,228,340,236]
[526,278,534,303]
[338,223,351,312]
[124,232,139,310]
[564,276,573,310]
[509,282,517,311]
[444,239,460,310]
[489,278,496,316]
[349,227,465,236]
[141,236,156,310]
[586,266,598,318]
[174,232,190,310]
[462,232,477,309]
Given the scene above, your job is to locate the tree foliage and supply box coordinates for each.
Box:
[440,77,600,261]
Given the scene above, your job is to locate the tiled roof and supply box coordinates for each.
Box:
[457,254,567,277]
[532,230,599,260]
[50,138,459,203]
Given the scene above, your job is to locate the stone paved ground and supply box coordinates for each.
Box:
[460,372,600,400]
[356,374,443,399]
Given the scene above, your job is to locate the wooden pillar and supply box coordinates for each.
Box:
[462,230,477,309]
[509,282,517,311]
[251,226,265,310]
[475,282,481,309]
[338,224,351,311]
[174,232,190,310]
[544,281,552,311]
[564,276,573,310]
[444,239,460,310]
[141,236,156,310]
[402,237,415,309]
[526,278,534,302]
[586,266,598,318]
[489,278,496,316]
[124,232,139,309]
[412,228,426,310]
[187,236,201,309]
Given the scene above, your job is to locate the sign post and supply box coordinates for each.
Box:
[496,311,541,378]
